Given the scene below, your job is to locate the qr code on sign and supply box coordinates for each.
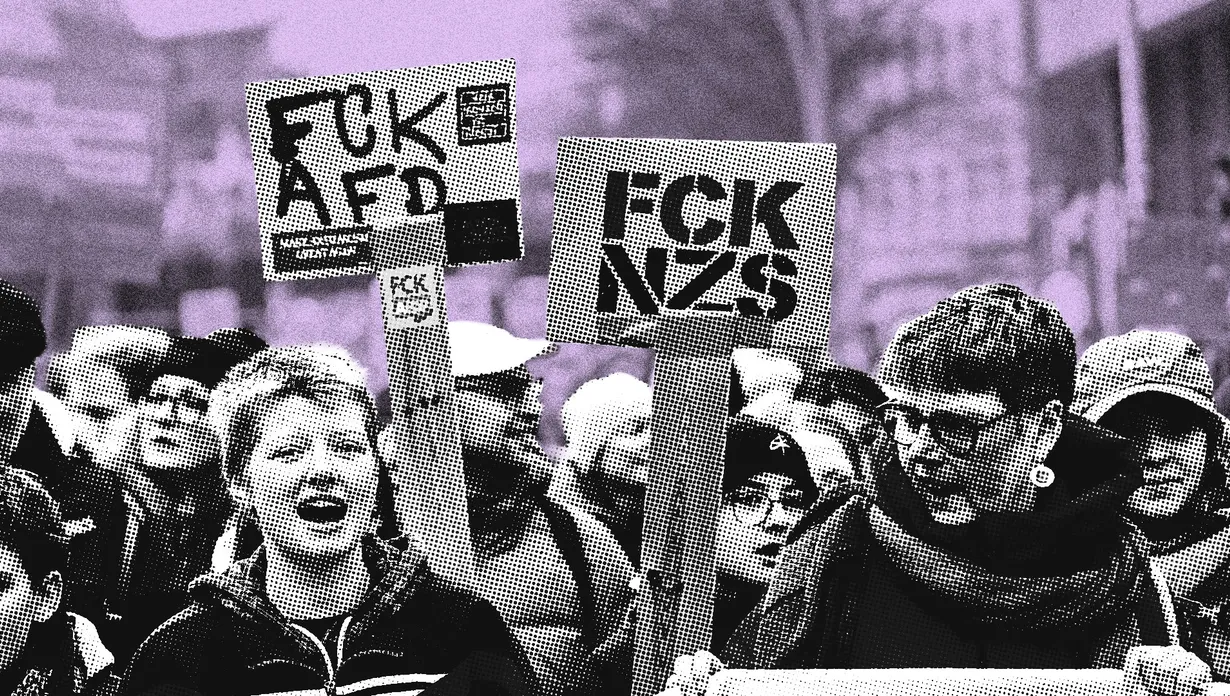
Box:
[456,83,512,146]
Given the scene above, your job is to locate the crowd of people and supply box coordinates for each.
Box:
[1,275,1230,696]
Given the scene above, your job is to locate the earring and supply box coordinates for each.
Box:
[1029,463,1055,488]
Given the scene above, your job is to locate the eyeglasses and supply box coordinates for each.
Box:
[724,487,810,527]
[876,401,1017,456]
[454,373,543,404]
[140,392,209,419]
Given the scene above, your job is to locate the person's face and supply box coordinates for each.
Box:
[0,544,60,673]
[65,365,131,461]
[716,473,809,586]
[595,407,651,489]
[0,365,35,464]
[881,387,1054,525]
[454,366,545,475]
[1100,395,1211,521]
[239,396,379,565]
[138,375,218,472]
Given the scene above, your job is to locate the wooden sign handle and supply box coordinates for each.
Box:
[370,216,476,589]
[634,315,737,696]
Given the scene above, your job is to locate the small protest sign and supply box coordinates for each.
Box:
[546,138,836,696]
[246,59,520,282]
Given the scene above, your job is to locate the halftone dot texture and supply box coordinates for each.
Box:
[245,59,521,282]
[0,278,46,372]
[546,137,836,351]
[725,285,1191,679]
[708,669,1128,695]
[1073,330,1230,609]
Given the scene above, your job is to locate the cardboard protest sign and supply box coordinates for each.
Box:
[547,138,836,350]
[246,59,520,282]
[546,138,836,696]
[707,669,1129,696]
[244,61,527,588]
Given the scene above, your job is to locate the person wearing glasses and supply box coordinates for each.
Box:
[76,333,264,665]
[444,322,634,696]
[714,417,818,653]
[664,284,1210,696]
[1073,331,1230,680]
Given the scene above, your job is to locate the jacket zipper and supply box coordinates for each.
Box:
[290,623,338,696]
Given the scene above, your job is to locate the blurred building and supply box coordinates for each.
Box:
[1034,0,1230,350]
[0,0,279,350]
[832,0,1230,370]
[831,0,1038,370]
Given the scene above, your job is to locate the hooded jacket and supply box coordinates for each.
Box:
[724,414,1179,670]
[117,535,534,696]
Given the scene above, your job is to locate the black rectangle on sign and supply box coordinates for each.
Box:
[272,227,375,274]
[456,83,512,146]
[444,199,520,265]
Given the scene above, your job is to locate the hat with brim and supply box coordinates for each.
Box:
[1074,330,1228,432]
[1083,382,1230,433]
[449,321,554,378]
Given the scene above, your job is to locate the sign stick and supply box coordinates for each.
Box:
[371,215,474,587]
[634,315,737,696]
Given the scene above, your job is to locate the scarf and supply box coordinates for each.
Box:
[868,504,1146,639]
[863,415,1169,666]
[873,414,1144,576]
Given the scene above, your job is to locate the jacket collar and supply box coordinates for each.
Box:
[189,534,430,634]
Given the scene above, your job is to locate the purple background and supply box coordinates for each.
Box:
[4,0,1230,454]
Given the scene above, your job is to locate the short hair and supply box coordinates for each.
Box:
[877,284,1076,412]
[209,345,397,536]
[0,469,67,585]
[209,345,375,483]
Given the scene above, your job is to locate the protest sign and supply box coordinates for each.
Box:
[244,61,525,588]
[546,137,836,696]
[707,669,1129,696]
[246,59,520,282]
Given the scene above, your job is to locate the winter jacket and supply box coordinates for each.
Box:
[473,492,634,696]
[117,535,534,696]
[724,415,1179,670]
[0,612,115,696]
[7,404,127,659]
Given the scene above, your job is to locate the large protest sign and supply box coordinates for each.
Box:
[244,61,525,587]
[547,138,836,696]
[707,669,1130,696]
[548,138,835,350]
[246,59,520,282]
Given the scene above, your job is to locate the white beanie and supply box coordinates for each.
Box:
[561,372,651,473]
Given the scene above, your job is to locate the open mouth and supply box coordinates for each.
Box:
[296,495,347,524]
